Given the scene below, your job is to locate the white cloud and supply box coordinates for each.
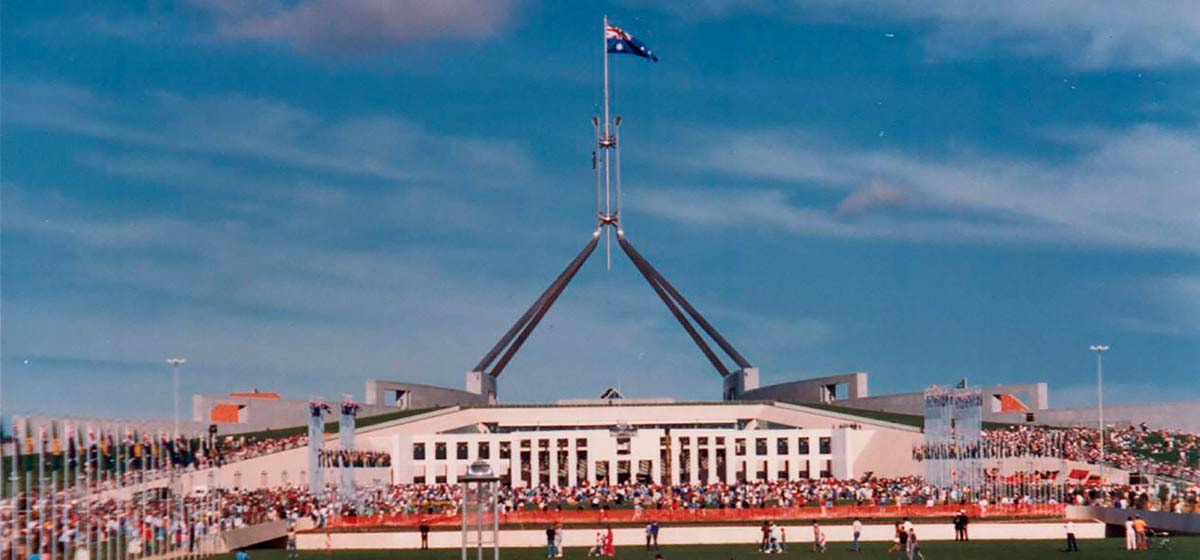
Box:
[652,0,1200,68]
[202,0,517,53]
[1109,275,1200,337]
[646,124,1200,252]
[3,81,533,188]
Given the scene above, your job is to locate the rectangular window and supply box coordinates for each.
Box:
[820,459,832,478]
[412,443,426,461]
[819,437,831,455]
[755,438,768,456]
[576,438,588,448]
[797,437,810,455]
[616,437,631,455]
[735,438,746,456]
[776,438,789,455]
[478,441,490,459]
[716,437,726,447]
[457,442,469,460]
[697,437,708,446]
[434,442,447,460]
[499,441,511,459]
[557,438,569,449]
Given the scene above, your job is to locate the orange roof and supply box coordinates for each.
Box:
[210,404,242,423]
[228,391,280,399]
[997,393,1029,412]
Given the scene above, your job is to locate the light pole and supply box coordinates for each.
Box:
[1088,345,1108,481]
[167,358,187,438]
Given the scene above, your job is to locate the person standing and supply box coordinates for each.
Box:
[603,525,615,557]
[953,510,965,541]
[811,520,821,552]
[887,522,902,555]
[1124,516,1135,551]
[1064,520,1079,552]
[419,521,430,550]
[286,528,298,559]
[587,531,603,557]
[546,525,558,558]
[906,529,924,560]
[650,520,660,550]
[554,522,564,558]
[1133,516,1147,550]
[852,518,863,552]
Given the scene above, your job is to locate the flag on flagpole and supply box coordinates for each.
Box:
[606,24,658,62]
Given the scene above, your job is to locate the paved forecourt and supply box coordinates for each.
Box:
[297,519,1103,550]
[231,538,1200,560]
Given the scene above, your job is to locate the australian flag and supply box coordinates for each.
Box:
[606,24,658,62]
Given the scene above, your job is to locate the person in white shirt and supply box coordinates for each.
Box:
[851,518,863,552]
[1064,520,1078,552]
[1124,516,1136,550]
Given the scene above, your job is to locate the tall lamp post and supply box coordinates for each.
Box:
[461,460,500,560]
[1088,345,1108,481]
[167,358,187,438]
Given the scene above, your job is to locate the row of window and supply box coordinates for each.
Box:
[412,435,832,461]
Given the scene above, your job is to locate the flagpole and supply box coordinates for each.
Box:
[602,15,613,271]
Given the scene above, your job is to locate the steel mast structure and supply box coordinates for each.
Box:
[467,18,758,404]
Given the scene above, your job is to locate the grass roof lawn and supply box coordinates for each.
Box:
[794,402,1027,430]
[233,538,1199,559]
[229,407,445,441]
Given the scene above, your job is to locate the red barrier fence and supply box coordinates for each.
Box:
[328,503,1065,529]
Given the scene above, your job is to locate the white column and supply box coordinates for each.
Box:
[447,440,459,484]
[687,437,699,485]
[530,439,541,487]
[766,438,778,482]
[585,441,596,485]
[607,453,617,485]
[509,439,520,488]
[549,438,560,487]
[724,452,736,485]
[567,439,578,488]
[669,436,681,486]
[705,436,717,483]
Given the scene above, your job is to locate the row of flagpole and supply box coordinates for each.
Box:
[4,401,365,560]
[4,416,222,560]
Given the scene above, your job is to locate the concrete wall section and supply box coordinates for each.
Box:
[837,382,1049,423]
[192,395,395,432]
[297,521,1104,550]
[1066,505,1200,534]
[997,400,1200,432]
[740,372,868,404]
[364,380,488,410]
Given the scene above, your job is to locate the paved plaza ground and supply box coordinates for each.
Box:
[229,537,1198,560]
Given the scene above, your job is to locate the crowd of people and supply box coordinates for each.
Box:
[910,424,1200,483]
[0,485,328,560]
[4,473,1198,560]
[316,449,391,468]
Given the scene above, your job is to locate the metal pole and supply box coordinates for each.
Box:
[167,359,186,440]
[602,16,613,271]
[1089,345,1108,482]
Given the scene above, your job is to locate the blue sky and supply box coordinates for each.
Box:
[2,1,1198,420]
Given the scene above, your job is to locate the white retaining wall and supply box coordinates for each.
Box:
[297,520,1104,550]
